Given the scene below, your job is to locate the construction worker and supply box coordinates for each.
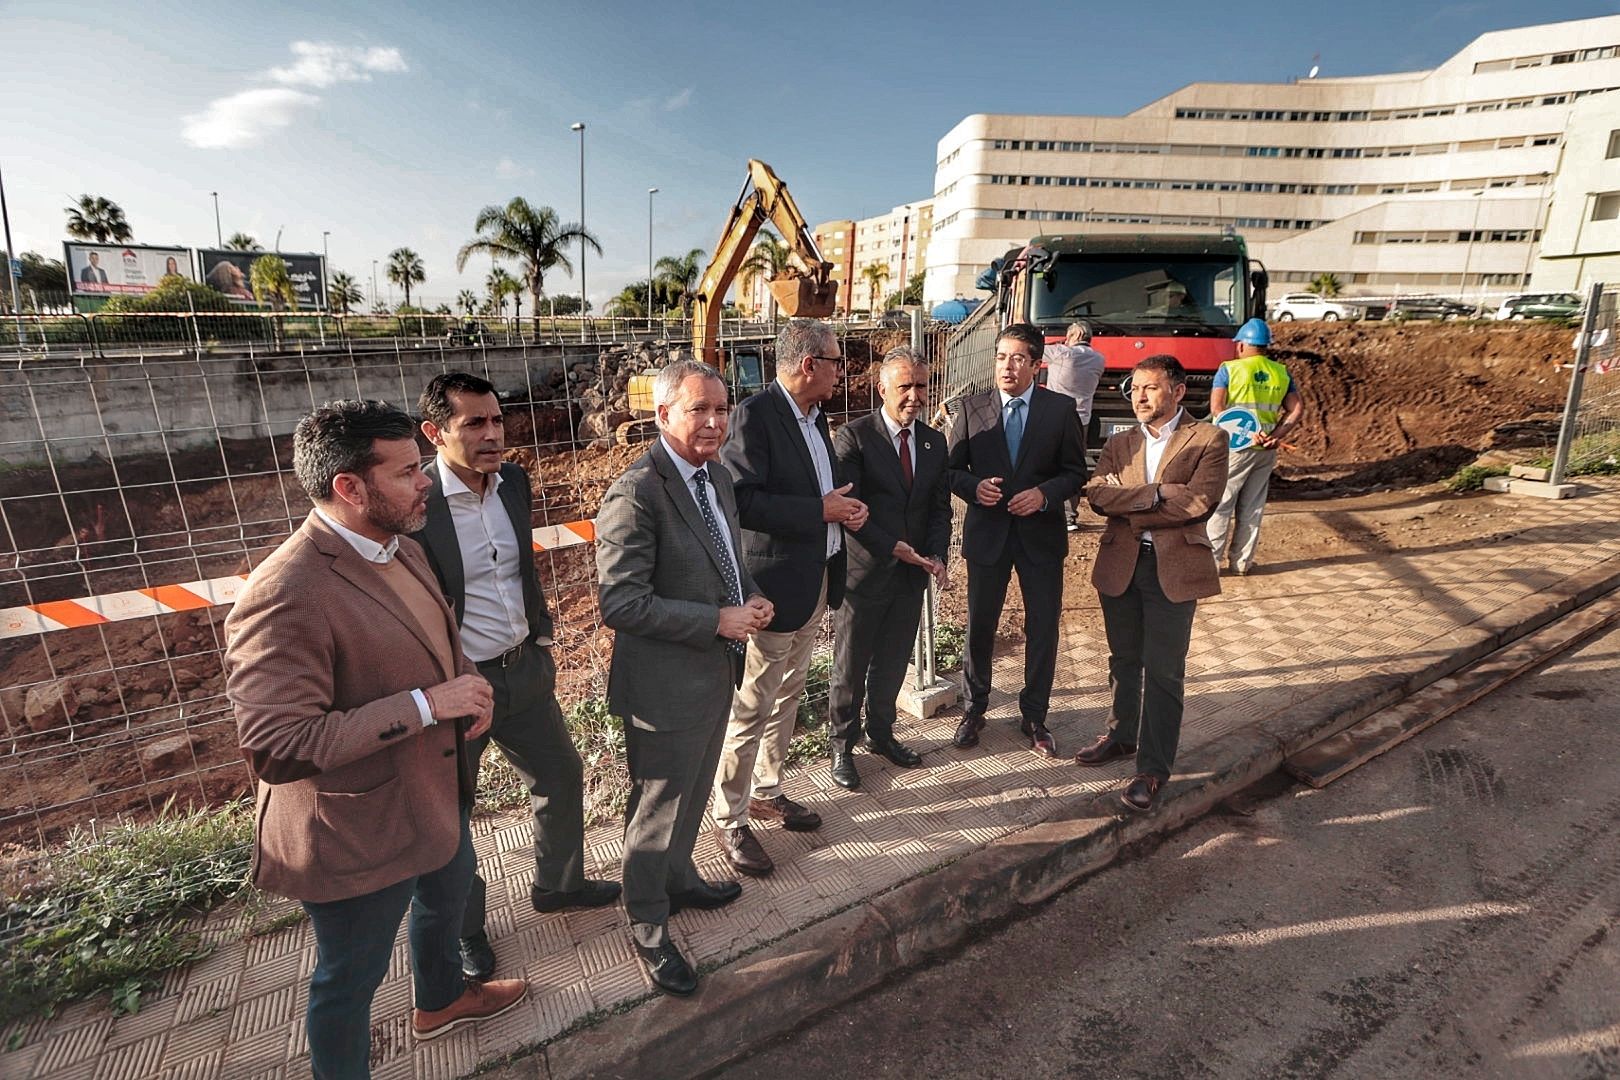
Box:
[1205,318,1303,575]
[1043,320,1105,532]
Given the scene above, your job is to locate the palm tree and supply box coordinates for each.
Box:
[739,231,792,319]
[653,247,707,318]
[485,267,518,316]
[456,289,479,316]
[456,197,601,324]
[328,271,363,314]
[1306,272,1342,298]
[226,233,262,252]
[860,262,891,313]
[64,195,132,243]
[249,254,299,311]
[606,282,650,318]
[386,248,425,308]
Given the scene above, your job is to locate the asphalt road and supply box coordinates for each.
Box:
[712,619,1620,1079]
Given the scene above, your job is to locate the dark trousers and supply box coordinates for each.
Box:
[622,714,729,949]
[301,813,474,1080]
[1097,544,1198,780]
[830,582,926,752]
[963,529,1064,722]
[463,642,587,938]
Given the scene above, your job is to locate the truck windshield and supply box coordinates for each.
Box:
[1029,254,1242,335]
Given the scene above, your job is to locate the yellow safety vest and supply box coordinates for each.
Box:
[1218,353,1291,434]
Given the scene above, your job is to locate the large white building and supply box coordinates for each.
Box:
[925,15,1620,307]
[1534,92,1620,291]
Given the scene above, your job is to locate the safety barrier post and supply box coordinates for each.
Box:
[1550,281,1606,487]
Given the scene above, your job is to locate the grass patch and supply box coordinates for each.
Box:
[0,800,253,1026]
[1444,464,1510,492]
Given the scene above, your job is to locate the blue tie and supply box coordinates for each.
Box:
[692,468,746,657]
[1005,397,1025,463]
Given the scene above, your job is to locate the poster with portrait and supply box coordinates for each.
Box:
[196,250,327,309]
[63,243,193,296]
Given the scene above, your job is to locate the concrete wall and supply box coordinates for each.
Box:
[0,344,590,466]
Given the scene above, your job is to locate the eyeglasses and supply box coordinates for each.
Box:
[809,354,846,369]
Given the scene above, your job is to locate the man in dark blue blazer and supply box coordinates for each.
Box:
[828,346,951,789]
[946,323,1087,758]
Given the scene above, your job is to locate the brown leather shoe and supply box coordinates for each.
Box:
[1075,733,1137,767]
[1121,773,1164,813]
[953,712,986,748]
[412,978,528,1040]
[715,824,774,876]
[749,794,821,832]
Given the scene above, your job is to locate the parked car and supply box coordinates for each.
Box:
[1387,296,1479,321]
[1494,293,1583,321]
[1270,293,1361,322]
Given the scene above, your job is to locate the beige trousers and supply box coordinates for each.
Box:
[711,572,828,829]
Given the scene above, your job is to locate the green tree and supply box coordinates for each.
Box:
[1306,273,1342,297]
[485,267,518,316]
[739,231,792,319]
[607,281,651,317]
[0,250,72,311]
[386,248,425,308]
[456,197,601,324]
[860,262,891,313]
[249,254,299,312]
[547,294,591,316]
[225,233,262,252]
[456,289,479,316]
[653,247,707,318]
[64,195,132,243]
[884,270,925,308]
[328,271,363,315]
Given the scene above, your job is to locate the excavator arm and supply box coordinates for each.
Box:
[690,159,836,366]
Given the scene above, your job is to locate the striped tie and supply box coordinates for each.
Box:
[692,468,747,657]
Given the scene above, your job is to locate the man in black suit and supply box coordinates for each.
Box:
[79,251,109,284]
[828,346,951,789]
[946,322,1087,757]
[712,318,868,877]
[411,372,619,982]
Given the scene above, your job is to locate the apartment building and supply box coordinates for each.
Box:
[924,15,1620,306]
[1534,93,1620,291]
[812,219,856,313]
[813,200,934,314]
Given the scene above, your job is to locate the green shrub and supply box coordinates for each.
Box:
[1445,464,1509,492]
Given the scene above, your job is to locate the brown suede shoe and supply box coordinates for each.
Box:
[412,978,528,1040]
[1075,733,1137,767]
[715,824,774,876]
[748,794,822,832]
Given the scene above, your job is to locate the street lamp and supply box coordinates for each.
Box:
[321,231,331,311]
[571,122,587,339]
[210,192,222,247]
[1460,189,1485,309]
[647,187,658,324]
[371,259,379,310]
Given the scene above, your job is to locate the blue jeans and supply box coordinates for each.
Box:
[300,814,474,1079]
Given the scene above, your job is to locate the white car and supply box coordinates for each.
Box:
[1270,293,1359,322]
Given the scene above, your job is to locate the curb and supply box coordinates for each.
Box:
[502,554,1620,1080]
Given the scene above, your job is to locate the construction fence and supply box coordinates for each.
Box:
[1550,283,1620,484]
[0,322,932,858]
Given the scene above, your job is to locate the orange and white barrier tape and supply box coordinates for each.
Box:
[0,519,599,641]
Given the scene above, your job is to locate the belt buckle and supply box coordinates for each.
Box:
[501,641,524,668]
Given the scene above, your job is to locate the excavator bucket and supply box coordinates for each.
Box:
[767,276,837,318]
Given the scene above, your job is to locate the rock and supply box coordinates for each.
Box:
[23,680,77,733]
[140,734,200,773]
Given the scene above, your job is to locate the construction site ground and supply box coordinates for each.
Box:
[3,317,1620,1075]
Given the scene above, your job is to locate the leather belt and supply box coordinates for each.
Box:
[478,640,527,669]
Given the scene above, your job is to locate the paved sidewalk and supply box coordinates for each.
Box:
[5,479,1620,1080]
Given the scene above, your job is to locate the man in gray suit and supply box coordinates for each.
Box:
[596,360,774,996]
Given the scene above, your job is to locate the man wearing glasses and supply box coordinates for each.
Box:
[711,318,868,877]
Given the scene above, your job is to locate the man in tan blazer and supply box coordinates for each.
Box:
[1075,356,1229,812]
[224,400,527,1079]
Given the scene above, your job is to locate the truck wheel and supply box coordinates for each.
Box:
[1277,312,1294,321]
[1323,312,1339,322]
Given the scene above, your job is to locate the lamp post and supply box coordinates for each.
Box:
[647,187,658,324]
[1460,189,1485,309]
[210,191,222,247]
[571,122,587,339]
[1,161,23,318]
[371,259,379,311]
[1520,172,1554,290]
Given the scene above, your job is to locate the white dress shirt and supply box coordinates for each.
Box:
[1139,407,1185,546]
[313,507,434,725]
[661,436,745,591]
[437,457,531,663]
[878,408,916,461]
[781,387,841,558]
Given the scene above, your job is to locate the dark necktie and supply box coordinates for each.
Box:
[898,427,913,489]
[1005,397,1025,462]
[691,468,746,656]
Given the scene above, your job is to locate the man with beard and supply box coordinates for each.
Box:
[225,400,527,1079]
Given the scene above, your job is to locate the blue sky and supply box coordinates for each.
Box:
[3,0,1614,308]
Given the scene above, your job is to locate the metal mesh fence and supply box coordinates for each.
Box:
[1551,284,1620,482]
[0,324,905,855]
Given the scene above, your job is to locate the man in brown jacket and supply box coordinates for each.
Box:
[1075,356,1229,812]
[224,400,527,1079]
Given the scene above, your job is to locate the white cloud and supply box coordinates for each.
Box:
[181,88,320,149]
[268,42,408,88]
[494,158,534,179]
[663,87,694,111]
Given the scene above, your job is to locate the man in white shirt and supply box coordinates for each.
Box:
[412,373,619,982]
[1042,321,1106,531]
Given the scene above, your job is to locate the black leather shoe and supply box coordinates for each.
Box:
[953,713,986,748]
[866,737,922,768]
[1075,733,1137,767]
[532,878,622,913]
[1019,718,1059,758]
[636,939,698,996]
[1121,773,1164,812]
[668,878,742,914]
[830,749,861,789]
[715,824,774,876]
[459,932,496,981]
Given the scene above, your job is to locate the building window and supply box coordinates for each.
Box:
[1608,130,1620,159]
[1594,193,1620,222]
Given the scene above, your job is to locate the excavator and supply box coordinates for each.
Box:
[618,159,836,443]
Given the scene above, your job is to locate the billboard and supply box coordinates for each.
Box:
[64,243,193,297]
[196,249,327,310]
